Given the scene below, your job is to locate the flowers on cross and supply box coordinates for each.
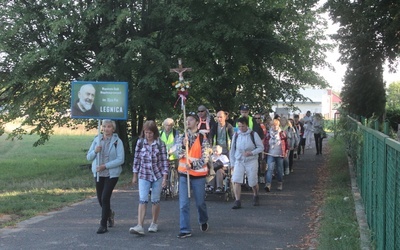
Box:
[172,80,190,97]
[172,80,190,91]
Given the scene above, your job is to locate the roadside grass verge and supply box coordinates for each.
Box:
[0,134,131,227]
[316,137,361,249]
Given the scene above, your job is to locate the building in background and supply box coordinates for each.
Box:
[271,88,341,119]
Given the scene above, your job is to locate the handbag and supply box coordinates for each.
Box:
[322,130,327,138]
[213,159,224,171]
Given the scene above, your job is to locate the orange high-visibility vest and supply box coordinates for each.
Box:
[178,136,208,177]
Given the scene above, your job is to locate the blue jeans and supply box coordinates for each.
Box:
[179,175,208,233]
[265,156,284,184]
[138,178,163,204]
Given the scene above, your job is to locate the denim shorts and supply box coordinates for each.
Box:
[138,178,163,204]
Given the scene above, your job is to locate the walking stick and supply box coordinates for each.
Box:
[182,102,191,198]
[170,58,193,199]
[263,152,283,157]
[96,119,101,182]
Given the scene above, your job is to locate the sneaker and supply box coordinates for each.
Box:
[277,182,283,191]
[253,195,260,206]
[200,223,209,232]
[215,187,223,193]
[148,223,158,233]
[177,232,192,238]
[129,225,145,235]
[231,200,241,209]
[205,185,214,193]
[96,226,108,234]
[108,210,115,228]
[285,169,290,175]
[264,184,271,192]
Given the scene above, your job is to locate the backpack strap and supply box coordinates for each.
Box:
[234,131,256,150]
[250,131,256,148]
[138,138,163,152]
[173,128,177,139]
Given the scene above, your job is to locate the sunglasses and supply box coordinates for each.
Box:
[188,111,196,115]
[254,117,261,120]
[197,110,206,112]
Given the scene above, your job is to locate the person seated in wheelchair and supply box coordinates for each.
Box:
[206,145,230,193]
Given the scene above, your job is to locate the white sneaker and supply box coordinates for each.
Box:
[148,223,158,233]
[285,170,290,175]
[129,225,144,235]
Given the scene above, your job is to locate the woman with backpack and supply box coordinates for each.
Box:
[86,119,124,234]
[230,117,264,209]
[129,120,169,235]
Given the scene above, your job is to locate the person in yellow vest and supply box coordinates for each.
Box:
[159,118,180,168]
[235,104,264,140]
[209,110,234,156]
[176,113,211,238]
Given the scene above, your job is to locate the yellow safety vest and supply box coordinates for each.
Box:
[160,130,177,160]
[236,116,254,129]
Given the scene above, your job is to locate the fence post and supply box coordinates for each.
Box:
[383,122,389,135]
[375,120,379,131]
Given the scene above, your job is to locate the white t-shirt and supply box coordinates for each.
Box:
[212,154,230,166]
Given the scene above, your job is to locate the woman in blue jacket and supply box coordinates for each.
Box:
[87,119,125,234]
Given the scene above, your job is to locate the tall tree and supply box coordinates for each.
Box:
[387,81,400,109]
[326,0,400,118]
[157,0,329,113]
[0,0,329,156]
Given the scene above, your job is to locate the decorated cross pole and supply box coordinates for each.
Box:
[170,58,192,198]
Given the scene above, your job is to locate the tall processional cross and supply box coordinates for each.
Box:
[170,58,192,81]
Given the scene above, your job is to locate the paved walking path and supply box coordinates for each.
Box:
[0,144,327,250]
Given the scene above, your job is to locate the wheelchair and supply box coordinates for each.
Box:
[161,160,179,200]
[205,165,234,202]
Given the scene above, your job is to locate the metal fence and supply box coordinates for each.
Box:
[345,115,400,250]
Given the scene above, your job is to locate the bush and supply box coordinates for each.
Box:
[386,108,400,132]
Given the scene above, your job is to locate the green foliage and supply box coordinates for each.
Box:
[386,81,400,110]
[317,138,361,249]
[0,0,329,149]
[386,108,400,132]
[325,0,400,119]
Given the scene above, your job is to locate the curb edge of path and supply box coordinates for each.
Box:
[347,156,372,250]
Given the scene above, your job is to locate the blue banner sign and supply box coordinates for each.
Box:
[71,81,128,120]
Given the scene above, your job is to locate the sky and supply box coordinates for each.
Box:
[316,10,400,92]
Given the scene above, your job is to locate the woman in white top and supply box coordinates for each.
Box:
[312,113,324,155]
[302,111,313,149]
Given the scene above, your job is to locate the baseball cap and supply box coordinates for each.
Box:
[240,104,250,111]
[187,112,200,122]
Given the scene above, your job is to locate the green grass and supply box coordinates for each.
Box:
[0,131,365,248]
[0,134,131,227]
[316,138,361,249]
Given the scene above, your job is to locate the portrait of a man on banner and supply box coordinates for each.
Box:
[71,83,100,117]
